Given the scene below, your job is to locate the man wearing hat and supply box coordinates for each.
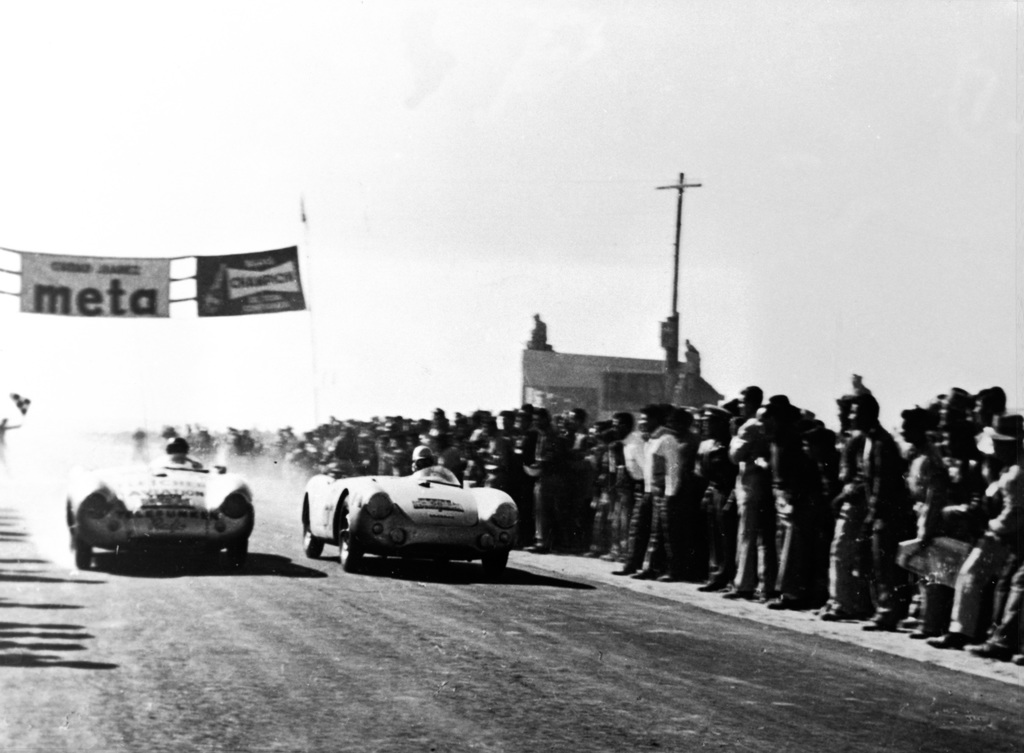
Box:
[695,404,739,591]
[931,413,1024,653]
[897,407,960,639]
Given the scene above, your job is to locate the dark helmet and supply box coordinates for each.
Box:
[166,437,189,455]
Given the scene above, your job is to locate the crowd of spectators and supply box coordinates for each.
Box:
[155,376,1023,668]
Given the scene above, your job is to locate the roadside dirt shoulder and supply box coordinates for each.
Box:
[509,550,1024,688]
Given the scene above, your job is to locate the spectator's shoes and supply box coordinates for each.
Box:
[861,620,900,632]
[766,597,804,610]
[1012,654,1024,666]
[524,545,550,554]
[582,551,604,558]
[697,582,730,593]
[966,642,1013,661]
[611,567,638,576]
[927,633,970,650]
[599,554,619,562]
[630,569,658,580]
[819,609,868,622]
[656,574,682,583]
[721,590,756,600]
[908,630,941,640]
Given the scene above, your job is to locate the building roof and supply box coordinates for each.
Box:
[522,348,724,411]
[522,349,665,387]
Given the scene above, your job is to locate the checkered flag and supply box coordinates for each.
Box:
[10,393,30,416]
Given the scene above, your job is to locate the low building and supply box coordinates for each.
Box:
[521,348,723,420]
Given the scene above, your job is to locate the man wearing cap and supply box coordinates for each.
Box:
[696,405,739,591]
[931,414,1024,652]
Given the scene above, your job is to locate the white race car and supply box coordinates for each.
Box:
[300,466,518,577]
[66,461,254,570]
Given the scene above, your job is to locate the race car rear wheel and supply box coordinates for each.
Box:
[481,550,509,580]
[70,529,92,571]
[339,530,363,573]
[302,524,324,559]
[224,539,248,570]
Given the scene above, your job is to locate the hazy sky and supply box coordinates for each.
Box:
[0,1,1018,435]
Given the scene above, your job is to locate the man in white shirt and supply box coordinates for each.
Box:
[641,407,693,581]
[613,405,661,576]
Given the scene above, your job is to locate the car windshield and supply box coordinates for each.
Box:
[411,466,460,485]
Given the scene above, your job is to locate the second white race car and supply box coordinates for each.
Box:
[300,466,519,577]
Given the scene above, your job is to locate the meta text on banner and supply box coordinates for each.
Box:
[19,252,171,317]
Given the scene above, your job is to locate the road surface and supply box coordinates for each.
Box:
[1,454,1021,752]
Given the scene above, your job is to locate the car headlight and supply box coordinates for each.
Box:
[80,492,113,519]
[490,501,518,529]
[366,492,394,520]
[219,493,251,519]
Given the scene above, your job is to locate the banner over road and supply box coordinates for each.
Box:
[196,246,306,317]
[20,252,171,317]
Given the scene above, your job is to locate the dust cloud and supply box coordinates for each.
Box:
[0,430,306,570]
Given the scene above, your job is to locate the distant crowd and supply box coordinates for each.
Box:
[151,376,1023,668]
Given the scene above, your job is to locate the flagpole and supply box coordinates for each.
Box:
[300,196,321,428]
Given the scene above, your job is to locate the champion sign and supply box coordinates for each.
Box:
[195,246,306,317]
[20,252,170,317]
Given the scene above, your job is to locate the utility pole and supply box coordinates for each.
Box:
[656,173,702,395]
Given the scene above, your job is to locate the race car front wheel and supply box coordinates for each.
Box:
[70,529,92,571]
[481,550,509,580]
[225,539,248,570]
[302,524,324,559]
[339,530,363,573]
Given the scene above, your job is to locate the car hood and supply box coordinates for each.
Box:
[370,475,480,527]
[71,464,251,512]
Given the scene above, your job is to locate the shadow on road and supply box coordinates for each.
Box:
[90,550,327,579]
[349,557,596,589]
[0,572,104,585]
[0,620,118,671]
[0,599,83,610]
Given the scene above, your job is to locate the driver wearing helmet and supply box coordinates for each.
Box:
[409,444,460,485]
[411,445,436,471]
[161,436,204,470]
